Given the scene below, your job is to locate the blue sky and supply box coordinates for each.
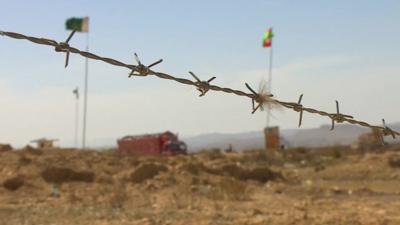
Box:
[0,1,399,147]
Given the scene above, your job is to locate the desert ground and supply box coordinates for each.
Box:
[1,146,400,225]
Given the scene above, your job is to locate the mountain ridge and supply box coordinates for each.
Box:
[182,122,400,151]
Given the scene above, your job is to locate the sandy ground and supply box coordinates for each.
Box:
[1,146,400,225]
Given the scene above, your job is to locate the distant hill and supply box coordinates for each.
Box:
[182,123,400,151]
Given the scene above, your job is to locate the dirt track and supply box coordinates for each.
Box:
[1,147,400,225]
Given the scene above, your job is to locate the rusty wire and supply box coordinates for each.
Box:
[1,29,399,138]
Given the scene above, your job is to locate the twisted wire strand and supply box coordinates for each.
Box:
[1,30,398,137]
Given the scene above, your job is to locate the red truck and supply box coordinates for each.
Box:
[117,131,187,156]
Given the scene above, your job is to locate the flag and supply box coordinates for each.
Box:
[66,17,89,32]
[262,28,273,48]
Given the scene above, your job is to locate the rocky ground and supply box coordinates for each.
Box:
[1,146,400,224]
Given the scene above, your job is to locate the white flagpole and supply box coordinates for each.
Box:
[265,28,273,150]
[73,88,79,148]
[82,23,89,149]
[266,42,273,128]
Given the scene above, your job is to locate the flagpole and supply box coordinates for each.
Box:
[82,29,89,149]
[266,42,273,128]
[265,27,273,150]
[74,88,79,149]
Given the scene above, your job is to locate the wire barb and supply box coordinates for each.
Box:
[290,94,304,127]
[129,53,162,77]
[54,30,76,68]
[189,71,216,97]
[245,83,273,114]
[382,119,396,139]
[329,100,354,130]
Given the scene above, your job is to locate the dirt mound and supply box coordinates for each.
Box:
[0,144,12,153]
[388,154,400,168]
[3,176,24,191]
[178,162,209,175]
[22,146,43,155]
[241,167,281,182]
[206,178,251,201]
[1,147,400,224]
[129,163,168,183]
[18,155,32,165]
[207,163,280,183]
[177,161,280,183]
[41,167,95,184]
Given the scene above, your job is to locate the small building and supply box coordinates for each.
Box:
[264,126,280,150]
[30,138,58,149]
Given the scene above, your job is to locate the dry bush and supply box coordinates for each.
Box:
[207,163,280,183]
[178,161,231,176]
[0,144,12,152]
[3,176,24,191]
[41,167,95,184]
[178,161,280,183]
[22,146,43,155]
[106,157,122,167]
[314,164,326,172]
[286,148,310,162]
[251,150,272,163]
[128,158,141,167]
[241,167,281,183]
[96,174,114,184]
[219,164,244,177]
[66,191,80,204]
[286,148,322,166]
[208,178,251,201]
[332,148,343,158]
[388,154,400,168]
[18,155,32,165]
[239,150,285,167]
[201,149,225,160]
[179,162,208,175]
[129,163,168,183]
[109,183,128,208]
[291,147,308,154]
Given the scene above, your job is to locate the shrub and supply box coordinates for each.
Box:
[204,149,225,160]
[179,162,207,175]
[3,176,24,191]
[18,156,32,165]
[208,178,251,201]
[109,183,128,208]
[41,167,95,184]
[130,163,168,183]
[241,167,280,183]
[206,163,281,183]
[388,154,400,168]
[0,144,12,152]
[332,148,343,159]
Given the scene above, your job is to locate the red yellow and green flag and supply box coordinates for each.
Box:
[262,28,273,48]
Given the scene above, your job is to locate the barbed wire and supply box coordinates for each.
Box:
[1,29,398,141]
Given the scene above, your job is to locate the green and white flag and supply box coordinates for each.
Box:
[66,17,89,32]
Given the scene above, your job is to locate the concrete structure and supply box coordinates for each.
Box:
[30,138,58,149]
[264,126,280,150]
